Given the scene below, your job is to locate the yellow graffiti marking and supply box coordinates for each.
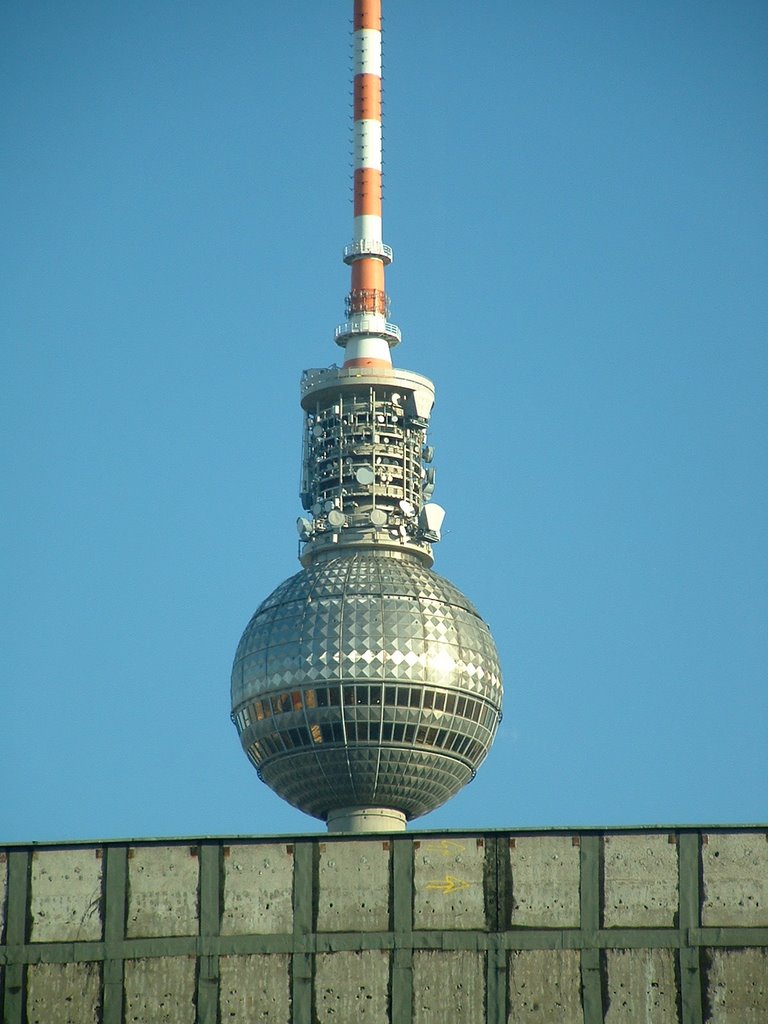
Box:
[431,839,467,857]
[425,875,471,895]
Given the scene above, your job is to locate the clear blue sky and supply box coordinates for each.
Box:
[3,1,766,842]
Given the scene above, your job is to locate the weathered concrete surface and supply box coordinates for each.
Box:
[126,845,199,938]
[315,950,389,1023]
[124,956,196,1024]
[413,837,486,929]
[221,843,293,935]
[30,848,103,942]
[4,829,768,1024]
[705,948,768,1023]
[413,951,485,1023]
[26,961,100,1024]
[603,834,678,928]
[509,836,580,928]
[508,949,581,1023]
[0,853,6,937]
[702,832,768,926]
[604,949,678,1023]
[219,953,291,1023]
[317,839,390,932]
[0,856,4,1015]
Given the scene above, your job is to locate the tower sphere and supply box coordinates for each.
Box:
[231,552,502,826]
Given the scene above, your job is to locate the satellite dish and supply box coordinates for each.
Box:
[422,446,434,464]
[398,499,415,517]
[419,502,445,542]
[327,509,345,529]
[324,499,336,512]
[296,517,312,539]
[313,424,324,438]
[405,390,434,420]
[312,502,322,517]
[356,466,375,485]
[370,509,388,527]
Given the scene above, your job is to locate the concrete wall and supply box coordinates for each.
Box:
[0,828,766,1023]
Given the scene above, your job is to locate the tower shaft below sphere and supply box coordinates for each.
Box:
[327,807,406,833]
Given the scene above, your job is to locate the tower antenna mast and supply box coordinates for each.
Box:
[336,0,399,371]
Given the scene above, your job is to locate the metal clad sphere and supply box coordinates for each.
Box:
[231,552,502,821]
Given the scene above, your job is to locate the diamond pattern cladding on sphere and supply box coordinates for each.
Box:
[231,552,502,821]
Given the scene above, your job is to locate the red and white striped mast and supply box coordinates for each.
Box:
[335,0,400,370]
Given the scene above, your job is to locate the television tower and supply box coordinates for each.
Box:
[231,0,502,832]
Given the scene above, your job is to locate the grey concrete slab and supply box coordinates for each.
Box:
[219,953,291,1023]
[221,844,293,936]
[509,836,580,928]
[604,949,678,1023]
[603,834,679,928]
[3,828,768,1024]
[413,837,486,930]
[508,949,581,1023]
[29,848,103,942]
[705,948,768,1023]
[123,956,197,1024]
[413,951,485,1024]
[315,950,390,1023]
[0,853,6,940]
[317,839,390,932]
[702,832,768,927]
[26,962,101,1024]
[126,846,199,938]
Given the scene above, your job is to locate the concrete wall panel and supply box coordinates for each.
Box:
[508,949,581,1023]
[26,962,100,1024]
[509,836,580,928]
[603,834,679,928]
[124,956,196,1024]
[413,837,486,929]
[604,949,678,1023]
[0,853,6,940]
[30,848,103,942]
[315,950,389,1023]
[3,828,768,1024]
[221,844,293,935]
[413,950,485,1024]
[219,953,291,1023]
[317,839,390,932]
[126,846,199,938]
[702,832,768,926]
[705,948,768,1023]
